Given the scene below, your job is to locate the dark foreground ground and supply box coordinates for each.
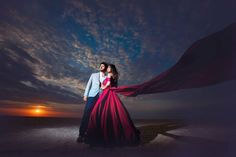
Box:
[0,116,235,157]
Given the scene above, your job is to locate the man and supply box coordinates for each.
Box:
[77,62,108,143]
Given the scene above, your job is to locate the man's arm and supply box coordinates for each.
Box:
[83,74,93,101]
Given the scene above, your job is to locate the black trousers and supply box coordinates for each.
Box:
[79,94,99,137]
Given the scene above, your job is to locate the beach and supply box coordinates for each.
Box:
[0,116,235,157]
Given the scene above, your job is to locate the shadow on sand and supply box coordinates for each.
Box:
[138,120,187,144]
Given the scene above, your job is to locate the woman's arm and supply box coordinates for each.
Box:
[101,78,111,90]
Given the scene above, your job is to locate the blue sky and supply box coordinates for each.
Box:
[0,0,236,118]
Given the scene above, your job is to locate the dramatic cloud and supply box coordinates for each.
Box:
[0,0,236,117]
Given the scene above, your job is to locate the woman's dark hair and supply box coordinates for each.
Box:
[108,64,119,87]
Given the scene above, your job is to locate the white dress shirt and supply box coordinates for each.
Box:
[84,72,106,97]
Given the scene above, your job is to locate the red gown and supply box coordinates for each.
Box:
[85,77,140,147]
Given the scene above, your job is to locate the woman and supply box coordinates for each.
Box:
[85,64,140,147]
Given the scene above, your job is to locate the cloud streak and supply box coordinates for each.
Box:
[1,0,236,117]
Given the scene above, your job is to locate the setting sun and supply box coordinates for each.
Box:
[0,101,80,118]
[34,108,41,113]
[31,105,46,116]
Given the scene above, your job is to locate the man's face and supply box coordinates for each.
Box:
[99,64,106,71]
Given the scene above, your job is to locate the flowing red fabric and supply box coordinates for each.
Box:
[86,78,140,146]
[111,23,236,97]
[85,23,236,146]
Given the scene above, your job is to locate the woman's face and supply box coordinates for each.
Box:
[107,66,112,73]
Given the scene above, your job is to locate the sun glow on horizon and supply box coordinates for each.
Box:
[31,105,45,116]
[0,103,81,118]
[35,109,41,113]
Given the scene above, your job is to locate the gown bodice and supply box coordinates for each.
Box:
[102,77,110,86]
[102,77,117,87]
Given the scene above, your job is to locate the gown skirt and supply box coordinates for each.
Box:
[85,86,140,147]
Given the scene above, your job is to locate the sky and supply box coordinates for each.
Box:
[0,0,236,119]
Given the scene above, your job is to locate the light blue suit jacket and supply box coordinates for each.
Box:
[84,72,106,97]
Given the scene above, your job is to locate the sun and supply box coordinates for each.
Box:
[31,105,45,116]
[34,108,42,113]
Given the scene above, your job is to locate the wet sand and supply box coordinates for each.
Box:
[0,116,235,157]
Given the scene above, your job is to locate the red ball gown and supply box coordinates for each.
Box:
[85,77,140,147]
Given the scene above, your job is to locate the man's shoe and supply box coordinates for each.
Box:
[76,136,85,143]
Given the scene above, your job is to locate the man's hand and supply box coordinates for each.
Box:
[83,96,87,101]
[101,84,105,90]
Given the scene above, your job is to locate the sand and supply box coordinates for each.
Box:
[0,116,235,157]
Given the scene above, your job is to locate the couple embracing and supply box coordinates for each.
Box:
[77,62,140,147]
